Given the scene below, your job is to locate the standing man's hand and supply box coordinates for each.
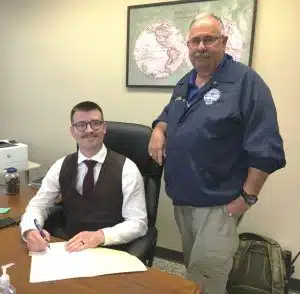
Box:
[226,196,250,217]
[148,122,167,166]
[65,230,105,252]
[25,229,51,252]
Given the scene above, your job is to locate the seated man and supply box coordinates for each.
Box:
[20,101,147,252]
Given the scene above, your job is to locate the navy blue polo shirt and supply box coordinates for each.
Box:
[187,55,226,106]
[153,54,285,207]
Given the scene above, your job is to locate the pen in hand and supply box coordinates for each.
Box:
[34,219,50,249]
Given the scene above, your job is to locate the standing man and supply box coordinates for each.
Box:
[148,13,285,294]
[20,101,147,253]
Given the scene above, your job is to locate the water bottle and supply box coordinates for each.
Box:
[4,168,20,195]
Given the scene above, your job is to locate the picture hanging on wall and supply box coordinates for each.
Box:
[126,0,257,88]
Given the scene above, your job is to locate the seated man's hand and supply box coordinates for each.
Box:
[24,229,51,252]
[65,230,105,252]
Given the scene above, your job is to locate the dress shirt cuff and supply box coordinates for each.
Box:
[20,226,37,242]
[20,214,45,241]
[100,228,117,246]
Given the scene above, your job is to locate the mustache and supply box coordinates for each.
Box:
[193,51,210,58]
[81,133,98,138]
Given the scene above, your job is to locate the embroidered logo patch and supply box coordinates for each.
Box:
[203,89,221,105]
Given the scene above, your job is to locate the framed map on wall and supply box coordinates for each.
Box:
[126,0,257,88]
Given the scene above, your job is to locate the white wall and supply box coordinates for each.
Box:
[1,0,300,277]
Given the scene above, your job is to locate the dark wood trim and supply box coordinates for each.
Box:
[155,246,183,264]
[289,278,300,291]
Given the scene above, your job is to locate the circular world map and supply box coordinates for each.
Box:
[133,22,185,79]
[222,17,244,61]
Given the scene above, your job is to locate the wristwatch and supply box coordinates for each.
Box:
[241,189,258,205]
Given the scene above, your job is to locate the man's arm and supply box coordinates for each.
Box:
[227,167,269,216]
[242,71,286,173]
[227,71,285,216]
[153,121,167,133]
[20,158,64,238]
[149,94,176,165]
[152,104,169,130]
[100,158,147,246]
[149,121,168,165]
[243,167,269,196]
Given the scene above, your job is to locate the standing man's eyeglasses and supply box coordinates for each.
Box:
[187,36,222,48]
[72,120,104,132]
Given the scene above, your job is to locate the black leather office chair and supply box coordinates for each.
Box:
[103,121,163,266]
[45,121,163,267]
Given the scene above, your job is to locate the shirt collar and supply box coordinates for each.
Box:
[77,144,107,165]
[188,54,228,87]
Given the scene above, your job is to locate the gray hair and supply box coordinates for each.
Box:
[189,13,224,34]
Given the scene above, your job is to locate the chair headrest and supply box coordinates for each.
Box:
[103,121,163,177]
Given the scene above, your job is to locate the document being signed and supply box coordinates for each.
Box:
[29,242,147,283]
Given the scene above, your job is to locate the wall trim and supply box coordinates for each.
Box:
[289,278,300,291]
[155,246,183,264]
[155,246,300,291]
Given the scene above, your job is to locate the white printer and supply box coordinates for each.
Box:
[0,140,28,171]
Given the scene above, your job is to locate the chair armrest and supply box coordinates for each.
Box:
[126,226,157,261]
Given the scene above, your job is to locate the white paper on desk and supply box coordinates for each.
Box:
[29,242,147,283]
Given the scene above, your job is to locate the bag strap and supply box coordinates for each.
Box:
[240,232,279,246]
[229,238,252,283]
[267,243,286,294]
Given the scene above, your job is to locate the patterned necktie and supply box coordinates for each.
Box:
[82,160,97,196]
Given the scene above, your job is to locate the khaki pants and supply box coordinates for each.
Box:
[174,205,239,294]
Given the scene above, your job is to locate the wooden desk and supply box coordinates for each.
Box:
[0,187,201,294]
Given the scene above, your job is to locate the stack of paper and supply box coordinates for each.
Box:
[29,242,147,283]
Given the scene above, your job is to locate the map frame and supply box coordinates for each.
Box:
[126,0,257,88]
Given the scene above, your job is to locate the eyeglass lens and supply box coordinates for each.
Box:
[73,120,103,132]
[189,36,220,47]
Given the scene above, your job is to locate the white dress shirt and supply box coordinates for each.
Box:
[20,145,148,245]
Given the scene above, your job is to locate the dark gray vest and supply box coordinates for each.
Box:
[59,149,125,238]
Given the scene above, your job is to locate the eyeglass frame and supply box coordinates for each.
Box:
[187,35,223,48]
[72,120,105,132]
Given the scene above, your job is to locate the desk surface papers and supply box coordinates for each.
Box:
[29,242,147,283]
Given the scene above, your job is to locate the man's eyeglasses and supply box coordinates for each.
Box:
[72,120,104,132]
[187,36,222,48]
